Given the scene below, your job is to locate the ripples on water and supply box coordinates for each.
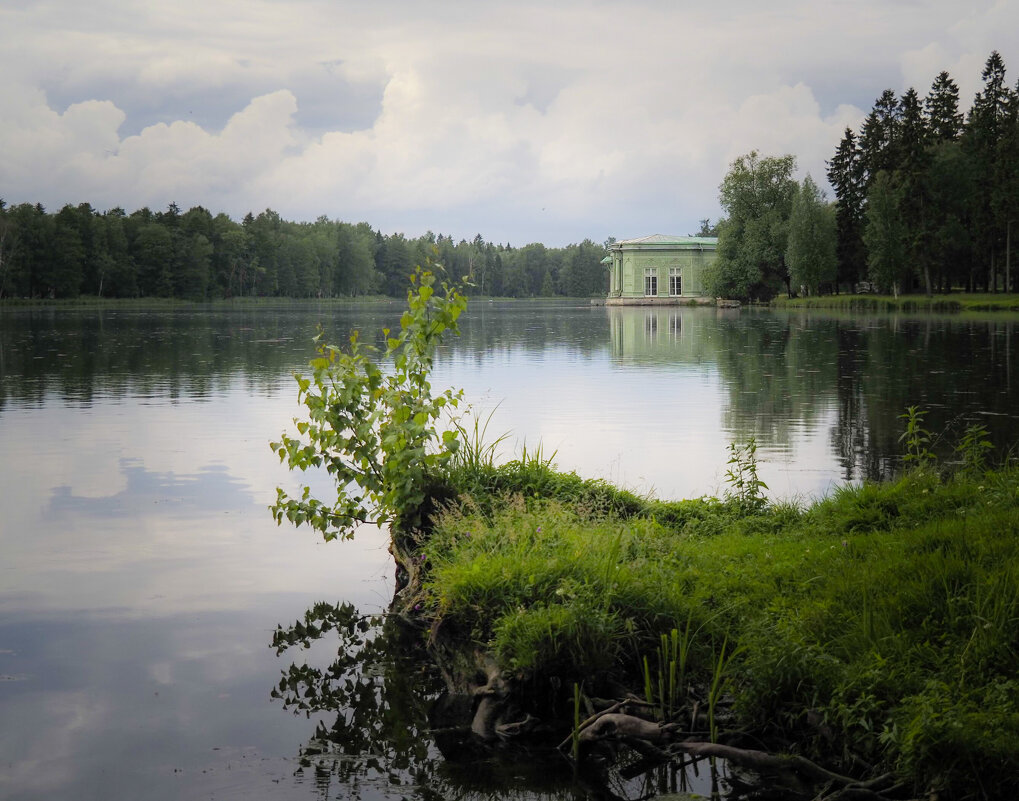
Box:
[0,302,1017,799]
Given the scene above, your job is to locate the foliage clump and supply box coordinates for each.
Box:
[709,150,798,302]
[270,268,466,541]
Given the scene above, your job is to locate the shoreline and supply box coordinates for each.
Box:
[771,292,1019,313]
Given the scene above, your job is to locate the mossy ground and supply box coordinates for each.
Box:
[417,459,1019,797]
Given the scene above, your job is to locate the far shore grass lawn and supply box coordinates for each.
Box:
[771,291,1019,312]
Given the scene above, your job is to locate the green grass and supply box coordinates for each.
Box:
[771,292,1019,313]
[416,461,1019,796]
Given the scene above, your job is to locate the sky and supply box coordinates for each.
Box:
[1,0,1018,247]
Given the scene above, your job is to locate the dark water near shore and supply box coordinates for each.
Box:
[1,301,1016,799]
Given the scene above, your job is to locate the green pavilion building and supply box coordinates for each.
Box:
[604,234,718,304]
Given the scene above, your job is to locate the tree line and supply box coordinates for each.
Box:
[0,201,609,301]
[709,51,1019,301]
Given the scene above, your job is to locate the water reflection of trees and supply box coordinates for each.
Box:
[0,306,339,408]
[0,302,604,410]
[444,301,609,366]
[270,602,740,801]
[712,312,837,447]
[6,305,1016,484]
[605,307,1019,483]
[716,312,1019,481]
[820,313,1018,480]
[271,602,577,800]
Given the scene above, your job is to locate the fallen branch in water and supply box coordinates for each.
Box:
[571,712,912,799]
[577,712,680,744]
[555,698,657,751]
[672,739,856,784]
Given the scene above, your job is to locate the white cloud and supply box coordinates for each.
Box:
[1,0,1017,242]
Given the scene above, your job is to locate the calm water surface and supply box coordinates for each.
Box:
[1,301,1016,800]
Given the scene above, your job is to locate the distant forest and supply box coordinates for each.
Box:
[0,201,610,301]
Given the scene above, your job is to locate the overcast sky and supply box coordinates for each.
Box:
[1,0,1017,246]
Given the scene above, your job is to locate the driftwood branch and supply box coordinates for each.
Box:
[570,712,913,800]
[671,739,857,785]
[555,700,657,752]
[577,713,679,744]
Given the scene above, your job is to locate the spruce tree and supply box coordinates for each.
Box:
[860,89,902,186]
[925,71,963,143]
[966,51,1011,290]
[827,128,867,290]
[993,80,1019,292]
[898,88,934,294]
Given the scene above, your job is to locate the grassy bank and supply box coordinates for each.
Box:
[416,456,1019,797]
[771,292,1019,313]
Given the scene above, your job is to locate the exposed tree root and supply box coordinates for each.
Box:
[570,711,913,801]
[670,739,856,784]
[555,699,658,751]
[578,712,679,744]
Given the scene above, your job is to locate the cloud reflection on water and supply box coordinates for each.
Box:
[47,460,254,519]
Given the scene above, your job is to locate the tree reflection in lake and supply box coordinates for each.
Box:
[270,602,748,801]
[606,307,1019,484]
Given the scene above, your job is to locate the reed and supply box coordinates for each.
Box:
[639,612,695,721]
[707,635,738,743]
[571,682,582,761]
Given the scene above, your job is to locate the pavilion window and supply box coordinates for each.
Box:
[644,267,658,296]
[669,267,682,296]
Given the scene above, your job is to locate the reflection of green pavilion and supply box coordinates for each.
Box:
[607,306,719,365]
[605,234,717,305]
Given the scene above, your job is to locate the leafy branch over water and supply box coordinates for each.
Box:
[270,267,467,541]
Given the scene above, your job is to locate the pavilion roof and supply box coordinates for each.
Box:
[615,234,718,247]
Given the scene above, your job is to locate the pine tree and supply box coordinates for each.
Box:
[966,51,1011,290]
[826,128,866,289]
[859,89,902,186]
[925,71,963,143]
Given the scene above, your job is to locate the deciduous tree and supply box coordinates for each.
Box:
[712,151,798,301]
[786,175,836,296]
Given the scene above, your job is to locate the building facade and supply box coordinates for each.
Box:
[605,234,718,304]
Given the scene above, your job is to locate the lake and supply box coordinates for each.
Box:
[1,300,1016,800]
